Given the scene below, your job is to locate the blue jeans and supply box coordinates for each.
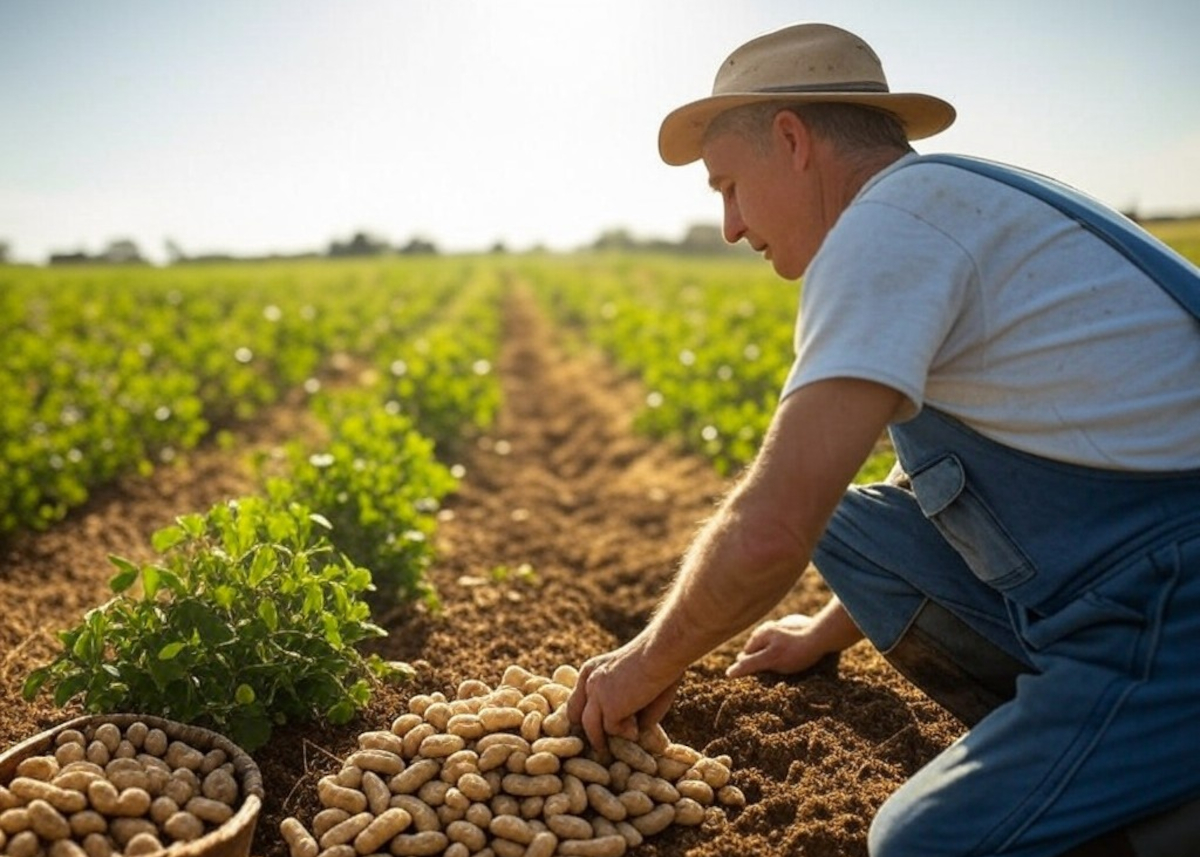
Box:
[813,409,1200,856]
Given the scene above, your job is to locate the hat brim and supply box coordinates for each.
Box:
[658,91,956,166]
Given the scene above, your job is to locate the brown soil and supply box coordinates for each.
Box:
[0,285,962,856]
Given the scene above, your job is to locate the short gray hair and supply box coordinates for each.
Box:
[703,101,912,155]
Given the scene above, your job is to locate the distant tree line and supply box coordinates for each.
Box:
[9,223,756,267]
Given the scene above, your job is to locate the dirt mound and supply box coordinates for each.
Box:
[0,286,962,856]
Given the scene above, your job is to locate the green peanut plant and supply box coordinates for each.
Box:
[23,496,411,751]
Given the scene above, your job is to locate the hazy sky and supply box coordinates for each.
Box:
[2,0,1198,263]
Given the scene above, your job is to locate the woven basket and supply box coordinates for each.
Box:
[0,713,264,857]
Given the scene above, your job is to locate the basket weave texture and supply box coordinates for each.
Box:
[0,713,264,857]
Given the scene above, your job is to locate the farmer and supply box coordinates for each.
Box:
[566,22,1200,857]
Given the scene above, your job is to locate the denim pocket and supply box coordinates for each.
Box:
[910,454,1036,591]
[1018,590,1144,652]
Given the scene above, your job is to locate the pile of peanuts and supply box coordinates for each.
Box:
[0,720,243,857]
[282,663,745,857]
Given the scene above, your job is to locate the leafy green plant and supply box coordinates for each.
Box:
[23,496,410,751]
[274,394,458,609]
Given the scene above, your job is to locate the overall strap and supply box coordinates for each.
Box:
[912,154,1200,324]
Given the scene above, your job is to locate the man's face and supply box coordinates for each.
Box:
[701,120,814,280]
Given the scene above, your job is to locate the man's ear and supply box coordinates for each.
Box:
[773,109,812,169]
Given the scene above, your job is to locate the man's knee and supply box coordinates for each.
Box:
[868,790,934,857]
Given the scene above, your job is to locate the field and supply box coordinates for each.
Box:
[2,233,1197,856]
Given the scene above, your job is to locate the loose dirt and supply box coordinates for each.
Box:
[0,285,962,856]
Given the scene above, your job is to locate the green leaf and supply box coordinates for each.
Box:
[235,684,256,705]
[213,585,235,610]
[309,512,333,530]
[326,698,356,725]
[22,667,50,701]
[177,512,207,538]
[248,546,276,588]
[108,556,140,593]
[158,641,186,660]
[151,524,187,553]
[53,673,90,707]
[257,600,278,633]
[142,564,162,600]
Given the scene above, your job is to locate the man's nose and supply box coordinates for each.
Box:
[723,199,746,245]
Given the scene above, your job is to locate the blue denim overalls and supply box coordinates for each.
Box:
[810,157,1200,857]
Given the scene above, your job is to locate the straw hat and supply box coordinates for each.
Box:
[659,23,956,165]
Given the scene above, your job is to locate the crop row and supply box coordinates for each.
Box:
[515,255,907,479]
[22,261,505,748]
[0,258,493,536]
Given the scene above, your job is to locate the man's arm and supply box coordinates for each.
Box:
[567,377,903,748]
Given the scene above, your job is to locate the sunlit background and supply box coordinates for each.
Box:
[2,0,1198,264]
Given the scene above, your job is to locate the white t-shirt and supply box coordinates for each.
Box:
[782,153,1200,471]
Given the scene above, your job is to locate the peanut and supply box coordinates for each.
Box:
[547,813,593,840]
[28,799,71,840]
[557,834,628,857]
[319,811,373,850]
[445,819,487,852]
[163,809,206,842]
[6,830,41,857]
[201,767,239,804]
[390,713,424,738]
[362,771,391,816]
[164,740,204,771]
[479,707,525,733]
[489,813,535,845]
[124,722,149,750]
[185,795,234,825]
[10,778,88,814]
[359,730,406,756]
[389,795,439,833]
[676,778,715,805]
[281,817,319,857]
[718,784,746,807]
[17,756,59,782]
[401,723,437,759]
[389,830,449,856]
[109,817,157,846]
[501,773,562,797]
[526,830,558,857]
[630,803,674,836]
[524,752,561,776]
[353,807,412,855]
[446,714,486,741]
[673,797,705,826]
[147,792,177,825]
[618,789,654,817]
[455,773,492,803]
[318,777,367,814]
[562,758,610,785]
[586,783,627,822]
[48,839,88,857]
[607,737,656,775]
[348,749,406,778]
[417,733,464,759]
[312,808,350,838]
[389,758,440,795]
[80,832,112,857]
[142,729,169,757]
[92,724,121,754]
[68,810,108,837]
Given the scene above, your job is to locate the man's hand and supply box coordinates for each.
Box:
[727,598,864,678]
[727,613,829,677]
[566,635,683,750]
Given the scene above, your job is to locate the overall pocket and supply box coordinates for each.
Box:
[909,454,1036,591]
